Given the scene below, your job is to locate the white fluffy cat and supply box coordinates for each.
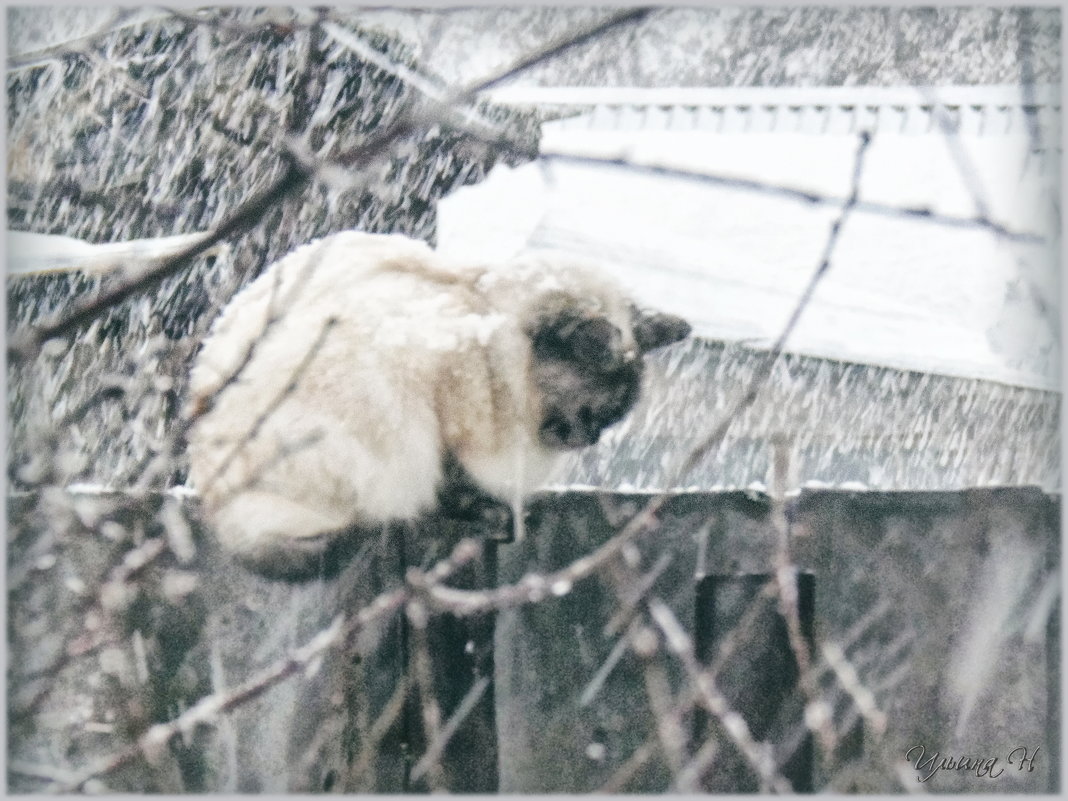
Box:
[186,231,689,578]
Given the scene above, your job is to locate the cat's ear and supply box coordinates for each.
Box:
[630,305,691,353]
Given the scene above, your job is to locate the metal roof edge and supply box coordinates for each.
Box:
[483,84,1062,110]
[718,337,1062,395]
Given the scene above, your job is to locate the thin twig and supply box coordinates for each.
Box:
[821,641,888,738]
[1016,10,1043,153]
[768,437,835,756]
[672,732,720,793]
[579,618,640,708]
[646,598,792,793]
[203,316,338,488]
[596,738,657,793]
[460,8,653,97]
[404,599,446,791]
[7,8,153,71]
[919,87,994,223]
[8,158,312,363]
[539,151,1044,244]
[638,650,689,777]
[409,675,490,782]
[347,675,410,790]
[676,129,874,480]
[7,759,81,785]
[423,131,875,620]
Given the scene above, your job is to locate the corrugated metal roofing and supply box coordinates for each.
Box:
[486,84,1062,140]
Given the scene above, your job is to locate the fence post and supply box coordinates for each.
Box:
[399,526,501,793]
[693,572,816,792]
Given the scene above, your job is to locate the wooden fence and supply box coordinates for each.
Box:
[7,486,1060,793]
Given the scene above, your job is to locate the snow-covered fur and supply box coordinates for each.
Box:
[187,231,689,578]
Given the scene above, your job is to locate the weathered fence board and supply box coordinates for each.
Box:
[7,487,1060,793]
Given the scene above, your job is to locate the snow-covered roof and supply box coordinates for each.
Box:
[553,337,1060,494]
[438,84,1061,393]
[436,83,1059,491]
[484,84,1061,138]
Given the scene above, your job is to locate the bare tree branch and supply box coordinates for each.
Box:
[8,7,654,365]
[646,598,792,793]
[409,675,490,783]
[540,150,1044,244]
[8,158,312,363]
[404,599,447,791]
[347,675,410,790]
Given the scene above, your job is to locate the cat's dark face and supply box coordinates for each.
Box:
[529,306,690,450]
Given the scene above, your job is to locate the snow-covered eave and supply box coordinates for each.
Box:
[484,83,1061,110]
[438,82,1061,395]
[484,84,1061,139]
[14,483,1056,500]
[538,483,1060,498]
[687,333,1061,395]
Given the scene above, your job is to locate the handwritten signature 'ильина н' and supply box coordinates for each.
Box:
[905,744,1040,783]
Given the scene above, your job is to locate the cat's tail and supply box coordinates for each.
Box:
[204,489,363,582]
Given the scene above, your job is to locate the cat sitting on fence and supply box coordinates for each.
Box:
[186,231,690,579]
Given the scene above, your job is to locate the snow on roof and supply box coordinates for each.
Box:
[552,337,1059,493]
[437,85,1060,392]
[483,84,1061,138]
